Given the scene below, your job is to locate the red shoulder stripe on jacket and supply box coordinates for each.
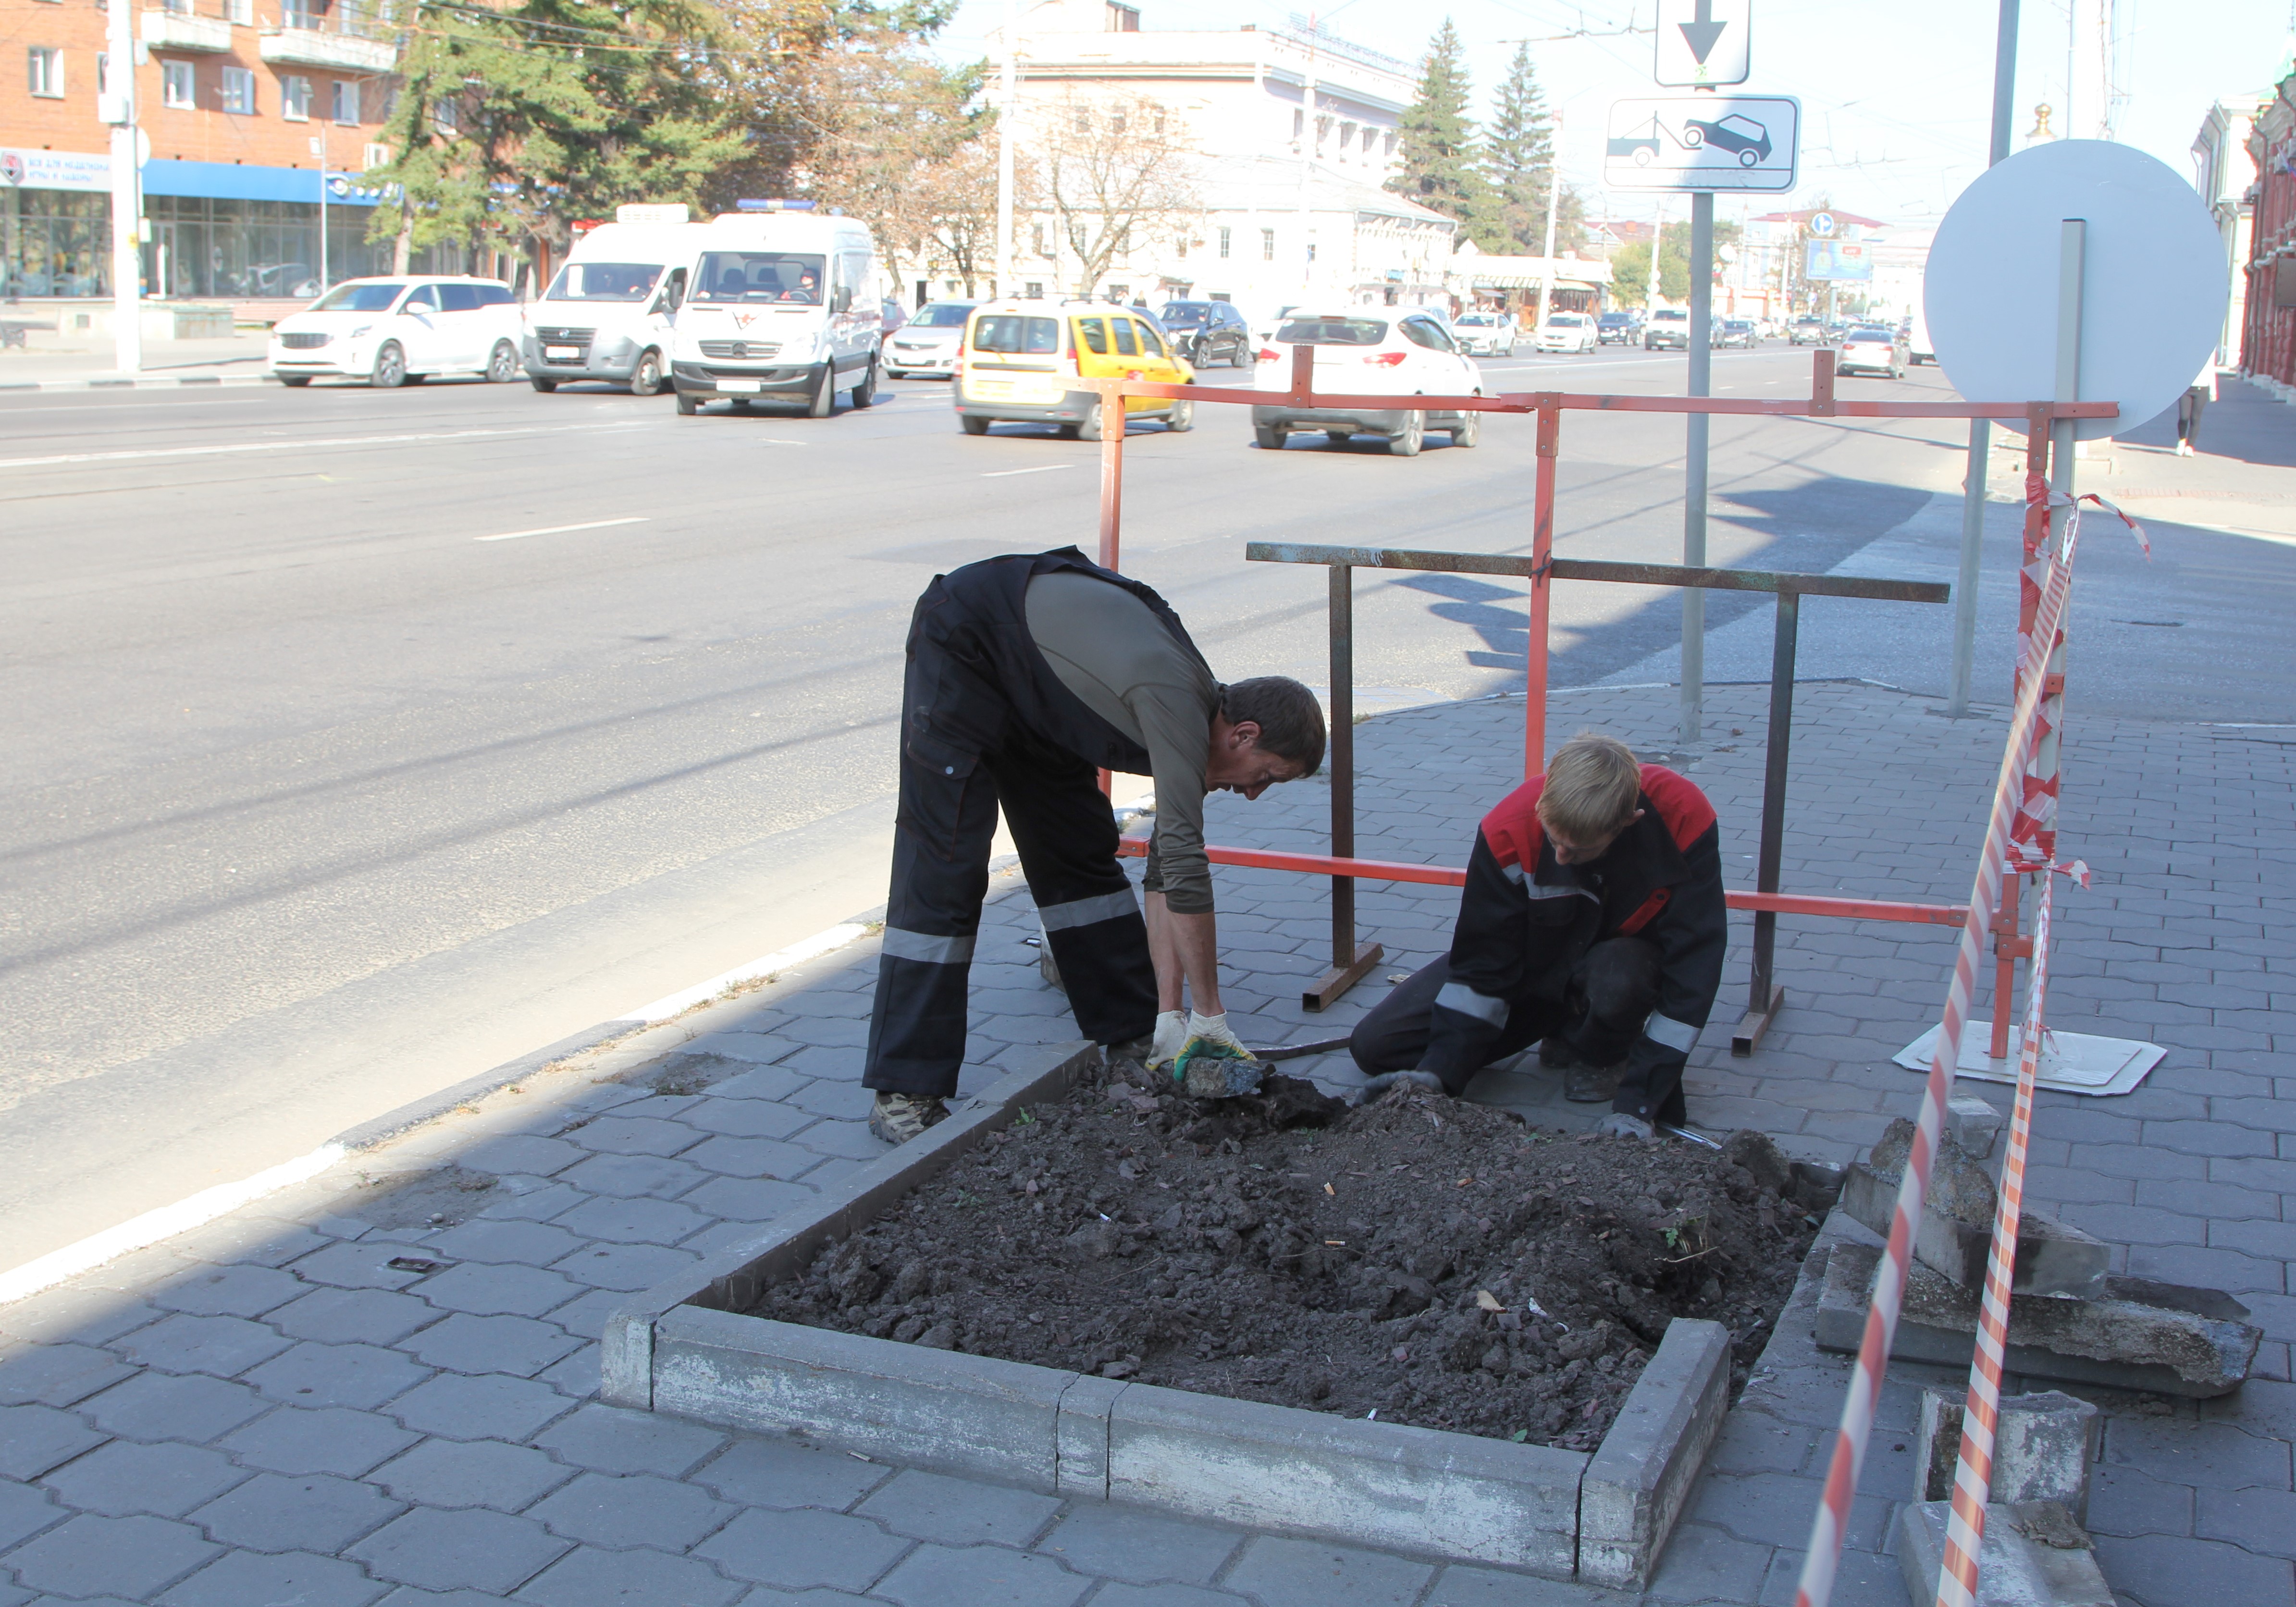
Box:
[1639,765,1716,850]
[1477,776,1546,871]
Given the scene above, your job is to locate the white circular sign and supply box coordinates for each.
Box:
[1925,139,2225,442]
[1809,211,1836,237]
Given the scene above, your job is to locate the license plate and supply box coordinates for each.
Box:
[718,380,763,394]
[544,345,579,361]
[969,380,1011,398]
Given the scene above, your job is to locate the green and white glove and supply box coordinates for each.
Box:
[1146,1010,1189,1072]
[1174,1011,1261,1099]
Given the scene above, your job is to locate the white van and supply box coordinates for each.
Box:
[1908,299,1935,366]
[668,208,884,417]
[524,207,711,396]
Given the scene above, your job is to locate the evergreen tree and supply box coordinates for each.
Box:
[1480,43,1552,254]
[1388,20,1488,238]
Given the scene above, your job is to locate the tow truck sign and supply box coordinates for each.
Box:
[1602,95,1799,193]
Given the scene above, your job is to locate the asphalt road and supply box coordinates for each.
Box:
[4,343,2290,1270]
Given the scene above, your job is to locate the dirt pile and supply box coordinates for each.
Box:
[750,1061,1829,1448]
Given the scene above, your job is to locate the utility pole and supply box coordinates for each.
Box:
[1679,73,1717,745]
[102,0,142,373]
[1533,105,1562,325]
[995,0,1017,299]
[1296,15,1320,300]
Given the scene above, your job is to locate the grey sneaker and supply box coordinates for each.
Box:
[869,1092,950,1145]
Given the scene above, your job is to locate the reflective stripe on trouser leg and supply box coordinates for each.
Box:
[865,747,998,1099]
[1434,981,1510,1026]
[988,740,1156,1048]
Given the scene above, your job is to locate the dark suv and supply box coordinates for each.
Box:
[1596,310,1641,345]
[1154,301,1253,368]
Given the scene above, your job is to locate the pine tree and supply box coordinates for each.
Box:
[1480,43,1550,254]
[1388,20,1488,238]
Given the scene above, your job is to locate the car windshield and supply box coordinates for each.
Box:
[1846,328,1892,341]
[1456,315,1496,326]
[310,282,404,312]
[1158,303,1214,325]
[1548,315,1587,326]
[970,314,1062,354]
[1599,313,1630,323]
[692,251,826,303]
[545,262,662,302]
[1275,316,1387,345]
[912,303,974,328]
[1653,310,1687,321]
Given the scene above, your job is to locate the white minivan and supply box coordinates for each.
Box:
[269,275,523,387]
[524,208,711,396]
[668,208,884,417]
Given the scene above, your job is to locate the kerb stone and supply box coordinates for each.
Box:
[1897,1499,2114,1607]
[1104,1379,1583,1578]
[1915,1389,2101,1523]
[1578,1317,1732,1589]
[1054,1373,1128,1499]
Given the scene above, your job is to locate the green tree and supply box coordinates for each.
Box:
[1388,19,1487,238]
[368,0,743,270]
[1611,240,1650,303]
[1479,43,1581,255]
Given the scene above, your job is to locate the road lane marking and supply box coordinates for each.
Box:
[981,464,1072,478]
[0,420,645,471]
[477,515,651,543]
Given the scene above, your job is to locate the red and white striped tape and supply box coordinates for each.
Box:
[1790,500,2088,1607]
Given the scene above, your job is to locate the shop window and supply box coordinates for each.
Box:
[29,47,64,97]
[1024,281,1042,298]
[222,65,255,114]
[332,78,358,123]
[1218,226,1230,259]
[160,58,195,107]
[281,74,311,119]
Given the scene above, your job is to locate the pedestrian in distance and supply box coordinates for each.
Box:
[2175,355,2216,457]
[1348,732,1726,1140]
[863,547,1326,1144]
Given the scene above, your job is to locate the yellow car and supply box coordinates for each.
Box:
[954,300,1196,439]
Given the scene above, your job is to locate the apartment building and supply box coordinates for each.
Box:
[3,0,398,301]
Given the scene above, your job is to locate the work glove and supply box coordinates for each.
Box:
[1173,1011,1261,1099]
[1353,1069,1446,1106]
[1146,1010,1188,1072]
[1594,1112,1656,1141]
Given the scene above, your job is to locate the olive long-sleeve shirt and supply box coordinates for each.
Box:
[1023,571,1220,913]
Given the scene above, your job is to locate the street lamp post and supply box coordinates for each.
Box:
[102,0,142,372]
[995,0,1016,299]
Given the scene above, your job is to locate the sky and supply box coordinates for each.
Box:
[935,0,2295,231]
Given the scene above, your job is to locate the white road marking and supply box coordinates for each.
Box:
[981,464,1072,478]
[0,420,644,471]
[477,515,651,543]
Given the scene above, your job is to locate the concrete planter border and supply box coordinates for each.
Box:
[602,1041,1731,1585]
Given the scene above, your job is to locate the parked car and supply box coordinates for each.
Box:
[1452,311,1518,356]
[1835,325,1909,378]
[1908,304,1935,366]
[1596,310,1642,344]
[1644,308,1691,350]
[1716,318,1759,349]
[269,275,524,387]
[953,300,1195,439]
[1250,309,1482,456]
[881,300,976,379]
[1155,300,1254,368]
[1534,313,1598,354]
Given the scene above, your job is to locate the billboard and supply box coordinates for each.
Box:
[1804,240,1872,282]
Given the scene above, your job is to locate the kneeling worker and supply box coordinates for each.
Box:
[1348,732,1725,1139]
[863,546,1326,1144]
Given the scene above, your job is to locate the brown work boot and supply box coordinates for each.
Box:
[1565,1062,1624,1103]
[1538,1036,1578,1071]
[868,1092,950,1145]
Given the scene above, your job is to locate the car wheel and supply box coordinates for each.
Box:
[1054,422,1081,440]
[370,343,407,388]
[530,376,559,393]
[1254,423,1288,450]
[1234,343,1253,369]
[1388,412,1424,457]
[279,375,312,387]
[851,357,877,409]
[486,341,518,383]
[1078,401,1106,442]
[886,369,907,380]
[807,364,836,418]
[676,390,699,416]
[961,414,991,435]
[1165,400,1193,433]
[1451,408,1481,448]
[628,349,664,396]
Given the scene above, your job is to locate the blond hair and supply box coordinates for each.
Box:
[1539,732,1643,841]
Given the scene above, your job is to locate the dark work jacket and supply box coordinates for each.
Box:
[901,544,1210,787]
[1422,766,1728,1118]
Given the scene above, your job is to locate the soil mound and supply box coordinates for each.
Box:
[751,1061,1827,1448]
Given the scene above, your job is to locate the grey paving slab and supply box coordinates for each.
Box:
[533,1403,728,1477]
[415,1262,587,1318]
[387,1371,576,1442]
[371,1436,578,1510]
[514,1543,748,1607]
[79,1370,269,1442]
[0,1342,139,1411]
[1032,1503,1243,1585]
[527,1470,736,1551]
[405,1313,586,1377]
[113,1312,294,1377]
[3,1512,222,1600]
[856,1468,1062,1548]
[244,1340,432,1410]
[39,1437,245,1518]
[420,1219,587,1267]
[689,1435,892,1511]
[1083,1585,1250,1607]
[1219,1535,1433,1607]
[872,1543,1089,1607]
[348,1507,576,1594]
[693,1507,909,1591]
[0,1481,67,1551]
[219,1405,421,1477]
[0,1403,106,1482]
[157,1547,391,1607]
[188,1471,407,1553]
[148,1264,307,1320]
[272,1287,446,1347]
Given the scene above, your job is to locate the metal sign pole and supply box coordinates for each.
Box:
[1682,187,1715,743]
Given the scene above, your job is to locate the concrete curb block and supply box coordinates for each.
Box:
[329,1019,643,1153]
[605,1039,1728,1579]
[0,373,276,391]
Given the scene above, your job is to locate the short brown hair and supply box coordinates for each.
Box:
[1539,732,1642,840]
[1222,677,1326,775]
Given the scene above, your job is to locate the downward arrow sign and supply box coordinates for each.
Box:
[1678,0,1725,63]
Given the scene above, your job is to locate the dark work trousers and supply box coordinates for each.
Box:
[863,723,1158,1100]
[1349,937,1664,1098]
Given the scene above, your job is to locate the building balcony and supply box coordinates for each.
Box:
[140,11,235,52]
[259,26,397,72]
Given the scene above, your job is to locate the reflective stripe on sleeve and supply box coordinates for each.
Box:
[1037,888,1140,932]
[1643,1012,1700,1053]
[881,928,977,966]
[1500,861,1526,884]
[1435,981,1509,1026]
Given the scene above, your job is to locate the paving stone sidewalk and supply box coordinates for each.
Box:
[1,682,2288,1606]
